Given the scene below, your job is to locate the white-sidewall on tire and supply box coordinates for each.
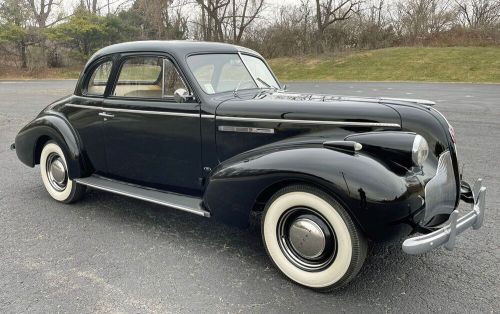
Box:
[40,142,73,202]
[263,191,353,288]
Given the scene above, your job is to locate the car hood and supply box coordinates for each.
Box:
[265,91,435,106]
[215,90,404,127]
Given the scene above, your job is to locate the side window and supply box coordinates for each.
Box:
[113,56,188,99]
[114,57,163,98]
[163,59,188,96]
[86,60,112,96]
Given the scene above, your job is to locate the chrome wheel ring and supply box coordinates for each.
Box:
[277,207,337,272]
[46,153,68,191]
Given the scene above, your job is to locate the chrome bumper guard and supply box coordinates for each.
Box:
[402,179,486,255]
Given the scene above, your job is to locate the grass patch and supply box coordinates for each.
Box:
[0,65,82,80]
[268,47,500,83]
[2,47,499,83]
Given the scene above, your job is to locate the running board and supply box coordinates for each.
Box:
[75,175,210,217]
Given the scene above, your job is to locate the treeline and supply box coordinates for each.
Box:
[0,0,499,70]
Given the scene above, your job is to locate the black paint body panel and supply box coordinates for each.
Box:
[14,41,460,242]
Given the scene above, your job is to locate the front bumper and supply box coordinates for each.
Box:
[402,179,486,254]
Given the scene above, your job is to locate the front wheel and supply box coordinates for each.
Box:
[261,185,367,291]
[40,141,86,203]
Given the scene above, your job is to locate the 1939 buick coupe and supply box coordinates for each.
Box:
[12,41,486,291]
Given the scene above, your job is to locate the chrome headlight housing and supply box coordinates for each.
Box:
[412,135,429,166]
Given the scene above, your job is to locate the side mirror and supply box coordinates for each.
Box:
[282,84,288,91]
[173,88,192,103]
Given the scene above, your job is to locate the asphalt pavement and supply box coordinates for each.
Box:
[0,80,498,313]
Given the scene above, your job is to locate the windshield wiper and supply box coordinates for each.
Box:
[233,80,244,98]
[234,78,277,98]
[256,77,272,88]
[255,77,282,98]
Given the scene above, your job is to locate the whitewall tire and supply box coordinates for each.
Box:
[262,185,367,291]
[40,141,85,203]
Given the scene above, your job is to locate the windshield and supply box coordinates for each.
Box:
[187,53,280,94]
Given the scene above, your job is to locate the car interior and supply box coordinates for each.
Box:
[87,56,187,99]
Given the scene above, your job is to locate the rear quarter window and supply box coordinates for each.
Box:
[86,60,113,96]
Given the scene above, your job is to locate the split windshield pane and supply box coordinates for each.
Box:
[187,53,278,94]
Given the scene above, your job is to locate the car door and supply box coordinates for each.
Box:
[101,54,202,194]
[65,58,113,174]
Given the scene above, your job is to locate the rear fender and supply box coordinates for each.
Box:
[15,114,87,178]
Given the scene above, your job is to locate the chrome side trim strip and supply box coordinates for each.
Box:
[66,103,399,127]
[216,116,401,128]
[66,103,200,118]
[218,125,275,134]
[103,107,198,117]
[201,114,215,119]
[380,97,436,106]
[66,103,100,110]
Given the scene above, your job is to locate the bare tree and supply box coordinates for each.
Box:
[196,0,230,41]
[232,0,265,43]
[80,0,99,13]
[354,0,396,49]
[195,0,265,43]
[131,0,188,39]
[252,1,314,56]
[370,0,384,26]
[457,0,500,28]
[314,0,362,52]
[394,0,456,43]
[26,0,66,29]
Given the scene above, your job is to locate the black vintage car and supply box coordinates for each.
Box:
[13,41,486,291]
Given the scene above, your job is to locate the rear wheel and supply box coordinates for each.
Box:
[40,141,85,203]
[261,185,367,291]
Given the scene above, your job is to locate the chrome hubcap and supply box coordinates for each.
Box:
[289,218,326,259]
[277,207,337,272]
[46,153,67,191]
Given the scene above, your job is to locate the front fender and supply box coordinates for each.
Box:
[15,114,87,178]
[204,145,424,240]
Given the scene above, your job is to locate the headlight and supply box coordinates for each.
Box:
[412,135,429,166]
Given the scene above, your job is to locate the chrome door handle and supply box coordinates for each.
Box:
[98,112,114,118]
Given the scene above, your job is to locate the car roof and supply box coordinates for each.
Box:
[86,40,262,67]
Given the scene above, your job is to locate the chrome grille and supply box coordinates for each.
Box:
[423,151,457,224]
